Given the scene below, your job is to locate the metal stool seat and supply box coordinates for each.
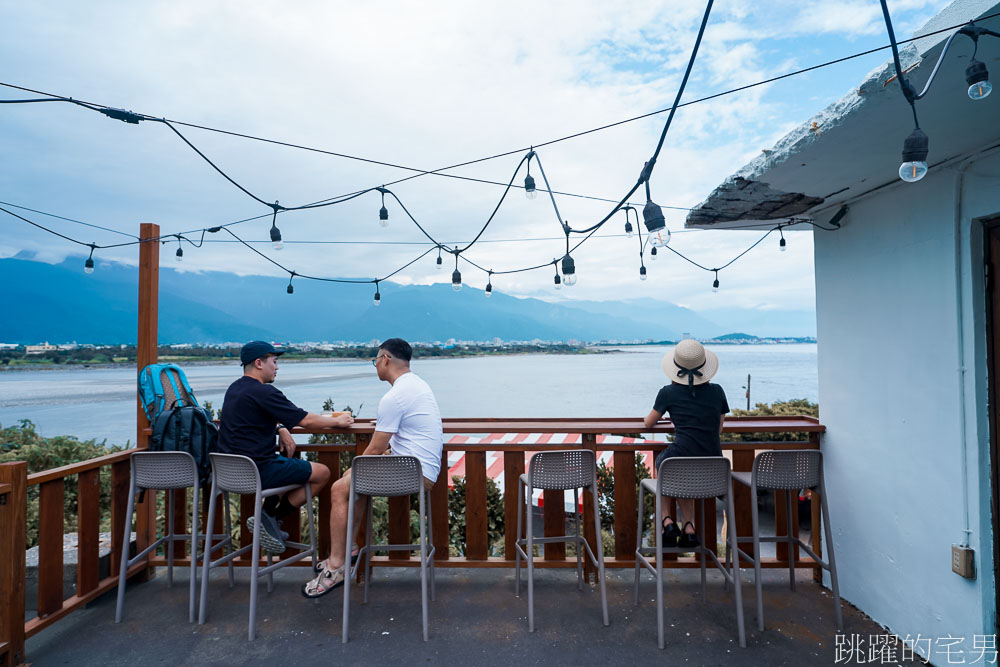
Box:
[634,456,746,649]
[114,450,230,624]
[342,455,436,642]
[729,449,842,632]
[198,453,317,640]
[514,449,609,632]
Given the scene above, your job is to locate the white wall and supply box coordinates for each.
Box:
[813,149,1000,647]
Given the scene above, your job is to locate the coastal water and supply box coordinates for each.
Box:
[0,344,817,446]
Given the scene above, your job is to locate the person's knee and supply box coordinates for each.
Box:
[331,472,350,499]
[310,462,331,485]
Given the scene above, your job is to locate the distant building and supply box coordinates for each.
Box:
[25,342,58,355]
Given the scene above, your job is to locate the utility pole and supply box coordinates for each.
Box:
[744,374,751,410]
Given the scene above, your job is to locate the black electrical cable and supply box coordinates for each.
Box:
[0,199,139,238]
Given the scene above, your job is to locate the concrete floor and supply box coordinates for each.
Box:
[25,563,923,666]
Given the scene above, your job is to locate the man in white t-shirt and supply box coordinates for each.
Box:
[303,337,443,598]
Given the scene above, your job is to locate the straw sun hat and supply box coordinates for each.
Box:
[661,339,719,388]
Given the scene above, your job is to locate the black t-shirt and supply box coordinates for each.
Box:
[652,382,730,457]
[218,376,308,464]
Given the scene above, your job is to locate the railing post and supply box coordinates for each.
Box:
[0,462,27,667]
[613,451,637,561]
[503,452,525,560]
[37,480,65,619]
[431,452,450,561]
[135,222,160,570]
[77,469,101,596]
[465,452,488,560]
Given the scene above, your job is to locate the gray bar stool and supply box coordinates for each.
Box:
[114,450,229,624]
[342,455,436,643]
[198,452,317,641]
[514,449,609,632]
[633,456,746,649]
[729,449,842,632]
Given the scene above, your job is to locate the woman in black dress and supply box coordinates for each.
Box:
[643,339,729,548]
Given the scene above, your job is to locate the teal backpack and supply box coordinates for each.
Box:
[138,363,200,424]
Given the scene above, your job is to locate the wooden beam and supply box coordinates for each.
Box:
[136,223,160,564]
[37,480,65,618]
[0,462,27,666]
[76,469,101,596]
[464,452,488,560]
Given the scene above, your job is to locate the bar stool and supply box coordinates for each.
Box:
[634,456,746,649]
[514,449,608,632]
[342,455,436,643]
[198,453,317,640]
[729,449,842,631]
[115,450,230,624]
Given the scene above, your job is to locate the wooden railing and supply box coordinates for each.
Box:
[0,415,823,660]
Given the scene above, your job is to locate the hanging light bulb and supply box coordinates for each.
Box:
[966,59,992,100]
[270,223,283,250]
[485,282,493,298]
[84,246,95,274]
[779,229,787,252]
[561,255,577,286]
[650,246,657,261]
[625,220,634,238]
[452,269,463,292]
[286,273,295,294]
[898,128,929,183]
[639,265,647,281]
[436,249,443,270]
[378,189,389,227]
[524,173,537,199]
[175,247,183,262]
[553,264,562,290]
[643,199,671,247]
[374,283,381,307]
[712,272,720,293]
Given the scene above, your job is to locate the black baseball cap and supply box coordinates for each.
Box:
[240,341,284,366]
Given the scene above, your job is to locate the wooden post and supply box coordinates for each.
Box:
[0,463,27,667]
[431,452,449,561]
[77,469,101,596]
[135,223,160,566]
[465,452,488,560]
[612,452,637,560]
[503,451,525,560]
[37,480,65,618]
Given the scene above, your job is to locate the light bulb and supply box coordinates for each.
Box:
[899,128,929,183]
[374,291,381,306]
[270,224,283,250]
[287,284,294,294]
[966,60,992,100]
[562,273,577,286]
[649,228,671,247]
[712,278,720,293]
[524,174,537,199]
[379,205,389,227]
[84,257,95,274]
[560,255,576,287]
[175,247,183,261]
[779,237,787,252]
[485,284,493,298]
[452,269,462,292]
[436,255,443,270]
[898,161,928,182]
[650,247,657,261]
[554,274,561,289]
[625,222,634,239]
[639,266,647,281]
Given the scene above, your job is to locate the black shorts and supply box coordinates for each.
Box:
[257,455,312,490]
[654,446,682,472]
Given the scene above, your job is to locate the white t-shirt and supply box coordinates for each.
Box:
[375,372,443,482]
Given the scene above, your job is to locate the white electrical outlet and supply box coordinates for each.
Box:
[952,545,975,579]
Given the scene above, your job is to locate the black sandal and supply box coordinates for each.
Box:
[661,516,681,548]
[678,521,699,549]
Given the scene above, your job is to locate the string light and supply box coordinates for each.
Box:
[378,187,389,227]
[553,262,562,289]
[966,59,992,100]
[640,265,647,281]
[779,228,787,252]
[452,253,462,291]
[650,246,657,260]
[286,272,295,294]
[436,247,443,270]
[524,173,537,200]
[84,244,95,274]
[374,281,381,306]
[712,270,720,293]
[269,203,283,250]
[898,128,929,182]
[485,271,493,298]
[561,254,577,286]
[175,236,184,261]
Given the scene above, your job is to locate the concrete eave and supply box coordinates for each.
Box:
[687,0,1000,229]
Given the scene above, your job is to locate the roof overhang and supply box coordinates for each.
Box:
[687,1,1000,229]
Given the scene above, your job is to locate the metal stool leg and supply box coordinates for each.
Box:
[573,488,583,590]
[223,492,235,587]
[526,479,535,633]
[726,486,747,649]
[342,482,356,644]
[655,489,665,649]
[189,487,199,623]
[820,479,844,630]
[591,478,609,626]
[248,493,262,641]
[114,475,138,624]
[166,490,175,589]
[699,498,707,603]
[363,496,374,603]
[515,476,524,597]
[786,491,796,592]
[198,482,218,625]
[427,493,436,601]
[751,484,764,631]
[633,482,645,605]
[419,485,429,642]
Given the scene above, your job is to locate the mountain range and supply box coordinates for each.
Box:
[0,256,816,344]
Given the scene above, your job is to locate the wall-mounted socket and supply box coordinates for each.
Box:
[952,545,975,579]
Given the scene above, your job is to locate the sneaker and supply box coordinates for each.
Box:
[661,517,682,548]
[247,514,287,554]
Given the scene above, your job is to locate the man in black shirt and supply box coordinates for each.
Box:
[219,341,353,553]
[643,339,729,549]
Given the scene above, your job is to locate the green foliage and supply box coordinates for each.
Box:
[0,420,124,548]
[448,475,505,557]
[722,398,819,442]
[595,453,654,556]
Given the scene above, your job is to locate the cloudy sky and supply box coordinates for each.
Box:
[0,0,950,312]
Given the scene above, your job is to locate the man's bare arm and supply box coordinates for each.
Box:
[298,412,355,429]
[365,430,392,456]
